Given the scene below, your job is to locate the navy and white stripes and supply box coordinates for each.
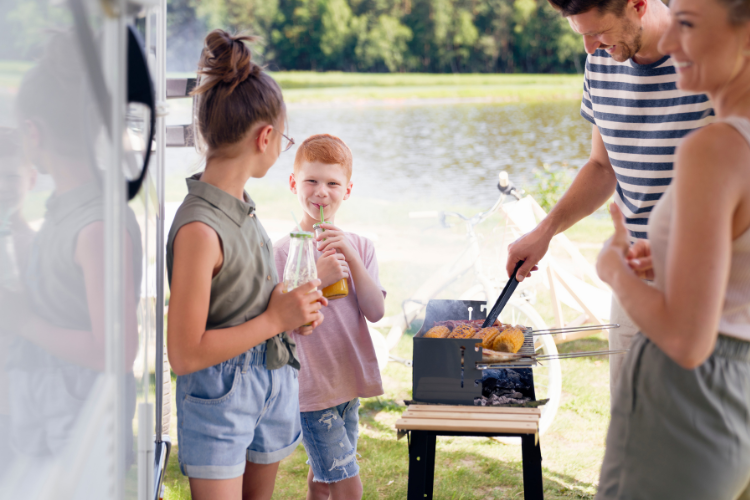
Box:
[581,49,714,241]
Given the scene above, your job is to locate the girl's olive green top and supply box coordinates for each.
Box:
[166,175,299,370]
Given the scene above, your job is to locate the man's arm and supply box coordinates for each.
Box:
[506,125,617,280]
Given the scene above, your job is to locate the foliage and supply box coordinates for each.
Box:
[531,163,575,213]
[0,0,587,74]
[163,0,586,73]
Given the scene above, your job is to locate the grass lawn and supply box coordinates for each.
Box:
[181,71,583,104]
[0,61,582,104]
[269,72,582,104]
[163,332,609,499]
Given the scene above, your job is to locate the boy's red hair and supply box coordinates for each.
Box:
[293,134,353,180]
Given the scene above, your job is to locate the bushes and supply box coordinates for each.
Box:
[530,163,574,213]
[163,0,587,73]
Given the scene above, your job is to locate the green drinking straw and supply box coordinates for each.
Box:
[320,205,324,224]
[291,211,302,233]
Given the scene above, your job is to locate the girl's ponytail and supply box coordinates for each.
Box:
[191,29,284,151]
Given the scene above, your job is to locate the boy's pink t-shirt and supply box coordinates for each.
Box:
[274,232,386,412]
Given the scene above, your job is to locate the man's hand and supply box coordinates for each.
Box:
[506,228,548,282]
[626,239,654,280]
[317,249,350,288]
[597,203,633,285]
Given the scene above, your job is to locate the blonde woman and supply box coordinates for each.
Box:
[595,0,750,497]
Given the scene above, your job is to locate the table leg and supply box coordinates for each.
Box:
[408,431,437,500]
[521,434,544,499]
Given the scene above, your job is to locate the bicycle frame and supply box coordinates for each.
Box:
[373,182,523,348]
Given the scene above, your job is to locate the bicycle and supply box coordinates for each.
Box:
[367,171,562,437]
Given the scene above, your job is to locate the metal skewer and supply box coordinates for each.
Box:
[530,323,620,336]
[475,348,629,369]
[534,348,629,360]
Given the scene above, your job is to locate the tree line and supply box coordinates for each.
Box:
[167,0,586,74]
[0,0,587,74]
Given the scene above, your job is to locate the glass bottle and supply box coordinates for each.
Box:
[283,231,317,292]
[312,222,349,300]
[283,231,318,326]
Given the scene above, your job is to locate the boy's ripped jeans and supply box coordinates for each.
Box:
[300,398,360,483]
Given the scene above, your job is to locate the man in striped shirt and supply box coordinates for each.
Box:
[506,0,713,392]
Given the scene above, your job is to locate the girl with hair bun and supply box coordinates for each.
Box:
[166,29,327,499]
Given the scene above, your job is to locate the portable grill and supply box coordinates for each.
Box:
[412,299,622,406]
[412,299,539,405]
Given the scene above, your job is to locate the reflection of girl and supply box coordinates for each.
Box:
[595,0,750,498]
[3,32,141,460]
[166,30,325,499]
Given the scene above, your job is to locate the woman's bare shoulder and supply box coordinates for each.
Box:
[678,122,750,174]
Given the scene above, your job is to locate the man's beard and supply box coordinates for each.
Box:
[612,20,643,62]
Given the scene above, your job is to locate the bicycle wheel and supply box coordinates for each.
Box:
[461,286,562,437]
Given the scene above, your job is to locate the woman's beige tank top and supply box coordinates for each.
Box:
[648,116,750,341]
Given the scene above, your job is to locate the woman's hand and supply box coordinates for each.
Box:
[266,281,328,333]
[627,239,654,280]
[316,249,350,288]
[597,203,634,285]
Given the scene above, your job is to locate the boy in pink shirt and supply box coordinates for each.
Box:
[274,134,385,500]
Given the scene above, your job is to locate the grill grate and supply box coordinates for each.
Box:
[476,326,627,369]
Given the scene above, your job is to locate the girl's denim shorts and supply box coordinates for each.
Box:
[300,398,360,483]
[176,343,302,479]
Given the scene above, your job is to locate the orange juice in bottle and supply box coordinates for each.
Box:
[313,222,349,300]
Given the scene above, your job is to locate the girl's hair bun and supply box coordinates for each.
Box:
[190,29,284,152]
[193,29,260,97]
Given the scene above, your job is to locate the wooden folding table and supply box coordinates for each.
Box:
[396,405,544,499]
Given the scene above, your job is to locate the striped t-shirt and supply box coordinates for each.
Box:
[581,49,713,241]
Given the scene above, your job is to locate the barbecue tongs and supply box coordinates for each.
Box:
[482,260,524,328]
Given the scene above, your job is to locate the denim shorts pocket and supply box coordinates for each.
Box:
[341,398,359,417]
[184,366,241,406]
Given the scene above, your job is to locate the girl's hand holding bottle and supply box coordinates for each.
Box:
[266,281,327,335]
[281,230,327,334]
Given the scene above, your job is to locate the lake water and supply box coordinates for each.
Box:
[166,99,592,208]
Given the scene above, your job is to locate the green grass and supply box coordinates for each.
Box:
[163,331,609,499]
[268,72,582,89]
[0,62,582,107]
[168,70,583,104]
[1,60,582,103]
